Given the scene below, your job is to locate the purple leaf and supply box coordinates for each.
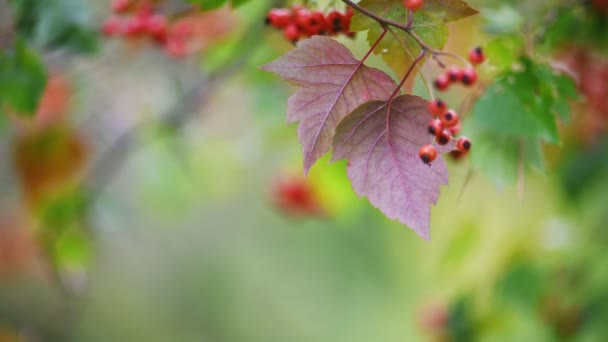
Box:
[261,36,396,174]
[332,95,451,240]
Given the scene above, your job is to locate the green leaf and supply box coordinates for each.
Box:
[0,40,47,116]
[469,57,578,187]
[481,5,524,35]
[350,0,477,77]
[10,0,98,53]
[485,35,524,72]
[187,0,226,10]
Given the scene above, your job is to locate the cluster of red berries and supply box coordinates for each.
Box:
[265,6,354,43]
[403,0,424,11]
[101,0,193,57]
[433,47,485,91]
[418,99,472,165]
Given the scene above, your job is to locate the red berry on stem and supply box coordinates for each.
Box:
[419,144,438,165]
[456,137,472,152]
[446,66,463,82]
[266,9,291,28]
[440,109,459,128]
[434,74,450,91]
[468,46,485,65]
[283,23,301,42]
[461,67,478,86]
[124,16,146,36]
[146,15,168,37]
[325,10,344,34]
[428,119,443,136]
[448,122,462,136]
[428,99,447,116]
[403,0,424,11]
[436,129,452,146]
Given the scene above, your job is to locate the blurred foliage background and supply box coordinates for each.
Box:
[1,0,608,341]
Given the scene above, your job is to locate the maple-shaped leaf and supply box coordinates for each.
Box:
[261,36,397,173]
[332,95,450,240]
[350,0,477,77]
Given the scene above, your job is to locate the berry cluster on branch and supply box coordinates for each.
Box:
[265,5,354,43]
[102,0,194,57]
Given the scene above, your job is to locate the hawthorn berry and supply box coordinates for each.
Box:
[461,67,478,86]
[428,119,443,136]
[283,23,301,42]
[434,74,450,91]
[403,0,424,11]
[440,109,459,128]
[448,122,462,136]
[456,137,472,152]
[468,46,485,65]
[266,8,291,28]
[428,99,447,116]
[446,66,463,82]
[325,10,344,34]
[436,129,452,146]
[303,11,326,36]
[146,15,168,38]
[124,16,146,36]
[419,144,438,165]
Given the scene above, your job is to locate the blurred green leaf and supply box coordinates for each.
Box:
[469,57,578,187]
[10,0,98,53]
[0,40,47,116]
[187,0,251,10]
[485,35,523,71]
[481,5,523,35]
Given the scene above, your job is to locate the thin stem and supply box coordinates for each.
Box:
[406,9,413,28]
[389,49,425,101]
[362,26,387,62]
[385,25,433,99]
[341,0,444,57]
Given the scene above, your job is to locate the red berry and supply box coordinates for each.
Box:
[434,74,450,91]
[440,109,459,128]
[124,17,146,36]
[403,0,424,10]
[448,122,462,136]
[283,23,301,42]
[436,129,452,146]
[456,137,472,152]
[302,11,326,36]
[446,66,463,82]
[428,99,447,116]
[111,0,131,13]
[102,17,123,36]
[419,144,438,165]
[266,9,291,28]
[468,46,485,65]
[427,119,443,136]
[146,15,168,37]
[461,67,478,86]
[325,11,344,34]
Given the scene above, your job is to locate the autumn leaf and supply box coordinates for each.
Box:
[350,0,477,77]
[332,95,451,240]
[261,36,397,173]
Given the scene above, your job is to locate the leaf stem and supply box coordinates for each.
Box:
[389,49,425,101]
